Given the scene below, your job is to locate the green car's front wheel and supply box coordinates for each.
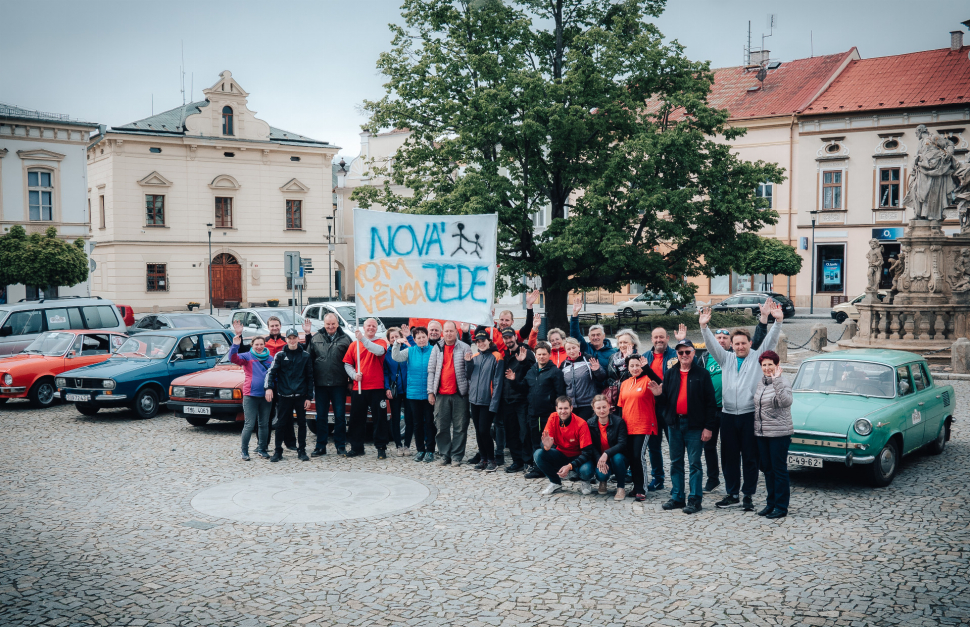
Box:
[927,419,949,455]
[868,439,899,487]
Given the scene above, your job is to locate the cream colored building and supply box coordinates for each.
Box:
[87,71,339,312]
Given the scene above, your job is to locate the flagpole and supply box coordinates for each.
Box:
[356,339,362,394]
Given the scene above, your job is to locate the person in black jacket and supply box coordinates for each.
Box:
[499,328,536,474]
[583,395,630,501]
[302,314,352,456]
[648,339,716,514]
[265,328,315,463]
[506,341,566,479]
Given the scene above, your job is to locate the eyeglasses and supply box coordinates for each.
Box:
[676,349,693,356]
[714,329,730,335]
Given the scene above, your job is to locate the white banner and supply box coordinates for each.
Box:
[353,209,498,326]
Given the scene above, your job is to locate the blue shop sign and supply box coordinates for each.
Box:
[873,227,903,241]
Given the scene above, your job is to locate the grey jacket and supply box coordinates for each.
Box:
[561,357,607,410]
[427,340,470,396]
[465,349,504,412]
[701,320,782,415]
[753,374,794,437]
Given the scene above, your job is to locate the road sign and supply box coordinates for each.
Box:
[284,251,301,278]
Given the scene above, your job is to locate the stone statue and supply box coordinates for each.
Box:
[904,125,957,220]
[866,239,884,291]
[951,248,970,292]
[889,251,906,302]
[953,159,970,233]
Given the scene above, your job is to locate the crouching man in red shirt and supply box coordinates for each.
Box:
[533,396,597,496]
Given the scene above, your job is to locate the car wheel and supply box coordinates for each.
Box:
[927,419,949,455]
[623,308,635,316]
[28,378,57,409]
[868,439,899,487]
[667,308,681,316]
[186,416,210,427]
[835,312,848,324]
[132,388,160,419]
[76,404,100,416]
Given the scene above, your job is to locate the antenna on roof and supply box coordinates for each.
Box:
[191,73,194,103]
[761,14,776,55]
[180,40,186,106]
[745,20,752,65]
[810,30,814,58]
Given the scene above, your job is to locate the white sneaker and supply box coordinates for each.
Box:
[580,482,592,495]
[541,482,562,496]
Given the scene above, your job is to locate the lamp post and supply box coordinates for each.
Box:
[326,215,334,301]
[809,211,817,315]
[206,223,213,314]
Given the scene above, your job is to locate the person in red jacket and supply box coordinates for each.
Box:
[343,318,390,459]
[545,328,568,367]
[533,396,597,496]
[264,316,287,356]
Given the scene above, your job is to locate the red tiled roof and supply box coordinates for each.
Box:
[806,46,970,114]
[705,50,857,120]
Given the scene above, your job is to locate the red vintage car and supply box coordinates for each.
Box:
[0,330,127,408]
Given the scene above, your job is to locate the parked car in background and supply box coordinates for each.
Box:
[168,341,250,426]
[115,305,135,327]
[0,297,127,358]
[831,291,890,324]
[709,292,796,319]
[302,301,386,339]
[0,330,127,408]
[56,329,234,419]
[229,307,322,340]
[615,292,694,316]
[788,350,953,486]
[127,312,225,334]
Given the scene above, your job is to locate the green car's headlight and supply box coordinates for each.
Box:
[854,418,873,436]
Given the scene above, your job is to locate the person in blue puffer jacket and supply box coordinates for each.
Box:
[391,324,437,462]
[383,327,411,456]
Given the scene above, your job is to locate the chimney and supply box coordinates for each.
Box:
[749,49,770,65]
[951,30,964,51]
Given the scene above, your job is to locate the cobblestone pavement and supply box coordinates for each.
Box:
[1,385,968,627]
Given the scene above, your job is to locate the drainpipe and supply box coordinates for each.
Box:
[787,112,796,301]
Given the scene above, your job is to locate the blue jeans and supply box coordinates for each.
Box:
[314,385,347,450]
[533,448,583,485]
[669,416,704,502]
[757,435,791,513]
[579,453,628,490]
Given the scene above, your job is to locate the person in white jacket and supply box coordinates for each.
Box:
[699,300,783,512]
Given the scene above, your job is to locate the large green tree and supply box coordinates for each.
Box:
[0,225,89,290]
[740,236,803,281]
[354,0,785,329]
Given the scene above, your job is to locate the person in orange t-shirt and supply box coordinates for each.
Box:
[534,397,597,496]
[617,354,663,502]
[343,318,389,459]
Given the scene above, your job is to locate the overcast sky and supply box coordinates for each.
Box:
[1,0,966,160]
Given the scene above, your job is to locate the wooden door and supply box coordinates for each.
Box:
[210,254,241,308]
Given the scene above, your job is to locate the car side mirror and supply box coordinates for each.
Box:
[172,354,183,361]
[248,324,258,329]
[68,350,76,359]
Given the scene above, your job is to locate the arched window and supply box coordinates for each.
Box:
[222,106,233,136]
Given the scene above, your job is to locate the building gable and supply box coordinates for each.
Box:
[137,171,173,187]
[16,148,66,162]
[208,174,241,190]
[279,178,310,193]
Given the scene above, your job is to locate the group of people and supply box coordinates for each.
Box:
[230,294,797,519]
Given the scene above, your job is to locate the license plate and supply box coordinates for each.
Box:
[184,406,211,415]
[788,455,823,468]
[65,394,90,402]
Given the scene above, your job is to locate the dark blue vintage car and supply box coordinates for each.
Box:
[56,329,233,418]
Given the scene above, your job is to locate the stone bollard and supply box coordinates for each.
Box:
[844,319,858,340]
[776,332,788,363]
[743,308,754,318]
[952,338,970,374]
[810,323,828,352]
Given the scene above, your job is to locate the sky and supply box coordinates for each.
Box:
[1,0,967,161]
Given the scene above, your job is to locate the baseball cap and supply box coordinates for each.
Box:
[675,338,694,350]
[500,328,516,338]
[474,326,490,341]
[285,327,299,338]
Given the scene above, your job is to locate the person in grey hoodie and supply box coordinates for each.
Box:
[700,300,783,512]
[753,350,794,519]
[465,329,505,472]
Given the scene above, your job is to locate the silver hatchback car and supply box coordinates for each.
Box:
[0,297,127,358]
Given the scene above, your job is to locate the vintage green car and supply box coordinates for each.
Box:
[788,350,954,487]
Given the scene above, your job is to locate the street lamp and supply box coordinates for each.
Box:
[206,223,213,314]
[809,211,818,315]
[326,214,334,301]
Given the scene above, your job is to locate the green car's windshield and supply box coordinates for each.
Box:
[793,360,895,398]
[115,335,176,359]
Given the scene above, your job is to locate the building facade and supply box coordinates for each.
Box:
[87,71,340,312]
[0,103,99,304]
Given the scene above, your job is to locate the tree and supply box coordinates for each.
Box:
[0,226,89,290]
[353,0,785,329]
[0,225,28,288]
[739,236,803,291]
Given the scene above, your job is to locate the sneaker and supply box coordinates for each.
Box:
[704,478,720,493]
[765,508,788,519]
[437,456,451,466]
[580,482,592,495]
[468,453,482,465]
[414,452,426,462]
[598,481,608,495]
[474,461,488,471]
[298,450,310,462]
[423,452,435,463]
[757,505,773,516]
[345,450,364,458]
[524,467,544,479]
[270,451,283,463]
[614,488,627,501]
[742,495,754,512]
[662,498,686,511]
[485,461,497,473]
[634,491,646,502]
[377,448,387,460]
[241,453,251,461]
[311,447,327,457]
[451,459,462,467]
[257,450,270,459]
[336,447,347,457]
[505,462,524,473]
[541,482,562,496]
[682,498,702,514]
[715,495,740,508]
[647,479,664,492]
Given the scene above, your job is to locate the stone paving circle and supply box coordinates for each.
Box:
[190,470,435,524]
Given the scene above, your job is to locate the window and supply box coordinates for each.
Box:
[822,171,843,210]
[224,152,235,158]
[147,264,168,292]
[79,334,112,355]
[146,194,165,225]
[44,308,80,331]
[202,333,231,358]
[879,168,901,208]
[757,182,773,209]
[215,197,233,227]
[222,106,233,135]
[99,195,105,228]
[815,244,845,294]
[290,156,301,162]
[149,147,162,154]
[532,207,546,228]
[173,335,201,360]
[896,366,913,396]
[80,305,120,329]
[286,199,302,229]
[27,169,53,221]
[911,363,927,392]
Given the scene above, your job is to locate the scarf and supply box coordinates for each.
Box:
[250,347,270,361]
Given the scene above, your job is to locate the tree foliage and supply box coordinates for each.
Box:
[353,0,786,328]
[0,225,89,289]
[740,236,803,277]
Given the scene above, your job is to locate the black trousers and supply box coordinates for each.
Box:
[274,395,307,453]
[720,411,759,497]
[628,433,648,494]
[704,409,722,482]
[500,400,529,465]
[470,404,495,462]
[573,405,594,421]
[409,398,436,453]
[349,388,389,453]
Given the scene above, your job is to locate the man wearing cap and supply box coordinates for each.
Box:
[498,327,535,473]
[264,327,315,462]
[648,339,716,514]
